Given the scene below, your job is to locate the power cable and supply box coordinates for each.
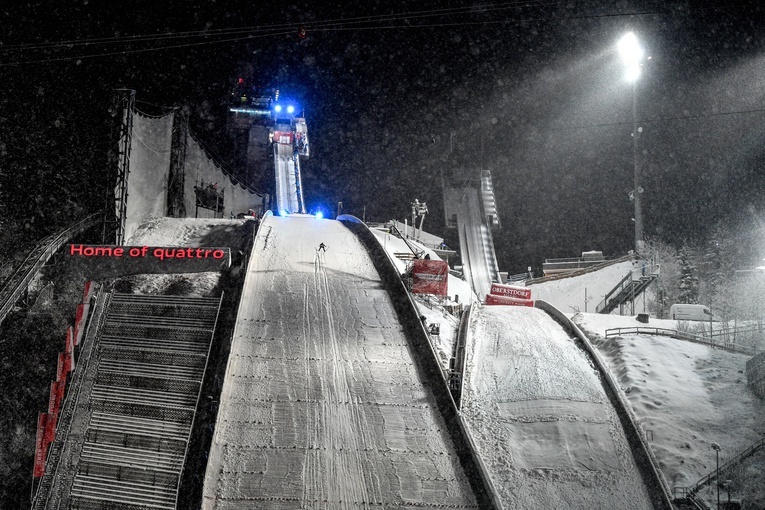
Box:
[0,1,581,53]
[0,2,667,66]
[0,31,295,67]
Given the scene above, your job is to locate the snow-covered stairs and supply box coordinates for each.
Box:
[67,293,221,510]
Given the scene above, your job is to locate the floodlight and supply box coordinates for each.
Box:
[618,32,644,81]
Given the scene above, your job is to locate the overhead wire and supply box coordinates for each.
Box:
[0,1,581,53]
[2,1,760,126]
[0,1,662,66]
[0,0,759,66]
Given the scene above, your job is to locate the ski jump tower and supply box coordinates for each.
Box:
[229,81,309,215]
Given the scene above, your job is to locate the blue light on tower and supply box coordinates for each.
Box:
[287,105,295,114]
[274,104,282,113]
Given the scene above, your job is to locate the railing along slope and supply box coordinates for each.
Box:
[0,213,101,328]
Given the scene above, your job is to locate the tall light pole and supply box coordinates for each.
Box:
[618,32,645,255]
[711,442,721,510]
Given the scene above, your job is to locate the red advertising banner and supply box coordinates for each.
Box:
[57,377,66,405]
[273,131,294,144]
[82,280,95,304]
[490,283,532,300]
[74,304,89,346]
[33,413,48,478]
[66,327,74,353]
[56,353,65,382]
[485,294,535,307]
[48,379,66,416]
[44,412,57,448]
[74,303,85,327]
[48,382,59,415]
[62,350,72,375]
[66,344,75,373]
[411,259,449,296]
[64,326,74,372]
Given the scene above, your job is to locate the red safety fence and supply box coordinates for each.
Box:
[33,413,48,478]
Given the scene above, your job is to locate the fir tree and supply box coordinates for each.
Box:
[677,245,699,304]
[704,223,737,319]
[643,237,679,317]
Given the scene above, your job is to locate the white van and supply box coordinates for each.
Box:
[669,304,713,321]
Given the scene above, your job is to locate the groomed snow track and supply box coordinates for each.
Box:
[457,300,674,510]
[202,214,498,509]
[539,302,673,509]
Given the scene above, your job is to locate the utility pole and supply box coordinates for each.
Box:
[711,442,721,510]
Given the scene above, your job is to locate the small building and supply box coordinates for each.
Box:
[542,251,605,277]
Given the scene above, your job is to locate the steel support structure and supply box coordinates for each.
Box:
[106,89,135,245]
[168,107,189,217]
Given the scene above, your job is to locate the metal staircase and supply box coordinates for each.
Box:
[34,293,222,510]
[673,438,765,509]
[596,270,657,314]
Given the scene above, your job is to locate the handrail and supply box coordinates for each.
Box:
[175,293,224,509]
[596,271,634,313]
[32,288,110,508]
[605,327,758,355]
[0,213,102,329]
[450,303,473,408]
[528,253,634,285]
[388,224,424,258]
[708,324,763,339]
[505,272,529,282]
[674,438,765,503]
[544,256,595,263]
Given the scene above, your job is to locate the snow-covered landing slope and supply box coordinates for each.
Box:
[461,305,655,509]
[202,215,477,509]
[576,312,765,490]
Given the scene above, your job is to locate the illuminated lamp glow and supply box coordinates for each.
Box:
[287,105,295,114]
[624,63,641,82]
[274,104,282,112]
[315,210,324,219]
[618,32,644,82]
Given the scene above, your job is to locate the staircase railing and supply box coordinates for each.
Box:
[596,269,657,315]
[596,271,634,313]
[673,438,765,506]
[672,487,709,509]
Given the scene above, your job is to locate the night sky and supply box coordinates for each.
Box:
[2,1,765,273]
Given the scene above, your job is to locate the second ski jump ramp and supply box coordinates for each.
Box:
[444,186,500,300]
[460,305,664,509]
[202,214,479,509]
